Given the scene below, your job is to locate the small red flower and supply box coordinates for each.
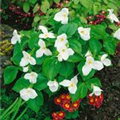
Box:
[52,112,57,118]
[54,97,62,105]
[65,94,71,101]
[60,94,66,100]
[72,102,80,110]
[58,111,65,119]
[63,102,71,110]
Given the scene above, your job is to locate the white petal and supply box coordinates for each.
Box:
[24,73,31,80]
[44,49,52,56]
[38,39,46,47]
[92,61,104,70]
[48,32,55,38]
[28,57,36,65]
[85,50,92,57]
[11,37,17,44]
[113,28,120,40]
[23,66,29,72]
[57,54,63,62]
[20,89,29,101]
[39,34,47,39]
[61,52,69,60]
[82,64,92,76]
[36,49,44,58]
[68,85,77,94]
[38,25,48,33]
[61,8,69,15]
[71,76,78,85]
[67,48,74,56]
[93,86,103,96]
[28,88,38,99]
[102,59,111,66]
[61,17,68,24]
[101,54,108,61]
[59,80,71,87]
[54,12,62,22]
[20,58,29,67]
[47,80,59,92]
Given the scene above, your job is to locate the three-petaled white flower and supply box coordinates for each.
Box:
[20,88,38,101]
[24,72,38,84]
[78,27,91,41]
[55,33,68,49]
[113,28,120,40]
[38,25,55,39]
[107,9,119,23]
[82,54,103,76]
[101,54,111,67]
[54,8,69,24]
[47,80,59,92]
[11,30,21,44]
[59,76,78,94]
[36,39,52,58]
[89,85,103,96]
[20,51,36,67]
[57,46,74,61]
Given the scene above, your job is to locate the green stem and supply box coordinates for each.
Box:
[0,98,18,119]
[16,107,28,120]
[11,98,22,120]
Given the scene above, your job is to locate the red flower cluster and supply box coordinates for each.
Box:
[86,11,106,25]
[52,111,65,120]
[88,94,104,108]
[54,94,81,112]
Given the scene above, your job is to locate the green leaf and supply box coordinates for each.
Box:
[59,62,74,77]
[89,39,102,56]
[67,53,83,62]
[28,31,39,49]
[34,14,41,23]
[54,0,60,3]
[4,66,18,85]
[74,0,80,4]
[23,2,30,13]
[13,77,30,92]
[71,82,87,102]
[58,23,78,36]
[34,74,48,91]
[79,0,92,8]
[93,2,101,14]
[43,57,61,80]
[104,40,116,55]
[41,0,50,13]
[27,92,44,113]
[69,39,82,54]
[29,0,37,4]
[33,3,39,13]
[86,78,101,90]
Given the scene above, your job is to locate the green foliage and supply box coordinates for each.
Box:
[4,66,18,85]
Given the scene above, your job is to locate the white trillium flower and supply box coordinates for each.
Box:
[57,46,74,61]
[36,39,52,58]
[82,56,103,76]
[20,88,38,101]
[47,80,59,92]
[23,66,29,72]
[54,8,69,24]
[90,85,103,96]
[107,9,119,23]
[113,28,120,40]
[38,25,55,39]
[24,72,38,84]
[101,54,111,67]
[11,30,21,44]
[59,76,78,94]
[55,33,68,49]
[20,51,36,67]
[78,27,91,41]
